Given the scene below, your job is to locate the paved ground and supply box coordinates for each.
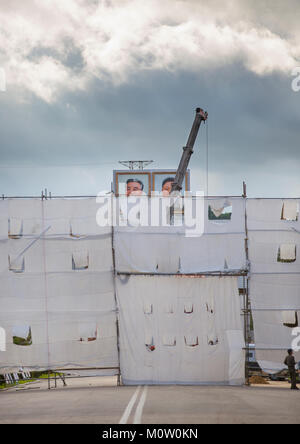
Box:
[0,377,299,424]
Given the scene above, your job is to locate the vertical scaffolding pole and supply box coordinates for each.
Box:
[111,193,121,386]
[243,182,251,386]
[246,277,251,385]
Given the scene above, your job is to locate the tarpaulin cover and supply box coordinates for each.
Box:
[0,196,247,384]
[0,199,118,373]
[247,199,300,373]
[114,197,246,274]
[116,275,245,385]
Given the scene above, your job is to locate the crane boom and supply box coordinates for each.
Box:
[171,107,208,194]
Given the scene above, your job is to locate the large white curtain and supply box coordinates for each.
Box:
[247,198,300,373]
[0,196,249,384]
[0,199,118,374]
[116,275,244,385]
[114,197,246,274]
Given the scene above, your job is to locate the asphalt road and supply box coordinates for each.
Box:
[0,377,299,424]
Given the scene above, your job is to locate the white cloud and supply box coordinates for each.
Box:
[0,0,299,102]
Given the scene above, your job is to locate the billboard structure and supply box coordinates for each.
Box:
[113,170,190,196]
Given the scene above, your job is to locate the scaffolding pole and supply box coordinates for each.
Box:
[111,193,122,387]
[243,181,251,386]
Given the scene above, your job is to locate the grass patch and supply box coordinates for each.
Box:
[0,371,62,389]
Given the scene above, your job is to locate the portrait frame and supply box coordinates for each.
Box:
[115,171,151,196]
[152,171,190,195]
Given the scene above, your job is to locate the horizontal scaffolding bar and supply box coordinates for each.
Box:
[248,229,300,233]
[0,367,120,374]
[51,367,120,372]
[251,272,300,275]
[251,308,300,311]
[250,347,295,351]
[117,270,248,277]
[247,197,300,200]
[1,194,245,199]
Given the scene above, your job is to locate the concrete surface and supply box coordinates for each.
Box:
[0,377,299,424]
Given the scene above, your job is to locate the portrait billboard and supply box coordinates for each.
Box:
[113,170,190,196]
[115,172,151,196]
[152,171,190,195]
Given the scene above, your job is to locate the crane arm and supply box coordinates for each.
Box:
[171,107,208,194]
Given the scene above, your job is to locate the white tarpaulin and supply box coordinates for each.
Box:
[114,197,246,274]
[255,350,300,374]
[249,275,300,310]
[116,275,245,385]
[247,198,300,373]
[0,199,118,374]
[247,199,300,230]
[114,229,246,274]
[252,310,299,350]
[282,201,299,221]
[0,195,248,384]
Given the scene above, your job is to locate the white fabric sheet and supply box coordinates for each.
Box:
[8,218,23,239]
[282,201,299,221]
[0,198,118,374]
[248,231,299,274]
[247,199,300,231]
[249,275,300,310]
[115,229,246,274]
[255,350,300,374]
[252,310,300,349]
[282,311,298,326]
[247,199,300,374]
[279,244,296,261]
[116,275,244,385]
[114,197,246,274]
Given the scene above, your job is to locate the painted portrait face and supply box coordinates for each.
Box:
[126,180,144,197]
[162,179,174,196]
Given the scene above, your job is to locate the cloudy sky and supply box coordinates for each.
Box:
[0,0,299,197]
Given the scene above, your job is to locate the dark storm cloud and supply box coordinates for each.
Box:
[0,63,299,196]
[0,0,299,196]
[28,40,86,74]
